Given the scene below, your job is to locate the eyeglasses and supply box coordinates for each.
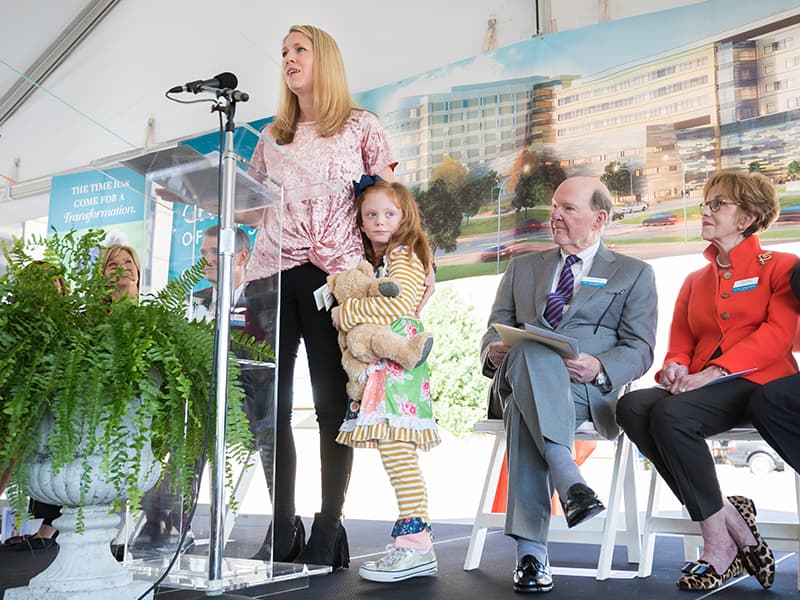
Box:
[699,197,741,212]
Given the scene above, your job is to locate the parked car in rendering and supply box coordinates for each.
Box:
[479,244,513,262]
[618,201,649,214]
[512,219,548,236]
[777,204,800,223]
[508,241,552,258]
[611,210,625,221]
[642,212,678,226]
[725,440,785,475]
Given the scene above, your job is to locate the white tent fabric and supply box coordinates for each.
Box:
[0,0,702,228]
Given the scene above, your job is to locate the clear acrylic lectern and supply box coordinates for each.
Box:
[100,130,340,595]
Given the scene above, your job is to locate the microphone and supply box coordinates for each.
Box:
[168,72,238,94]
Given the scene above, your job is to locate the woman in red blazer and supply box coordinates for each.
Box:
[617,171,799,592]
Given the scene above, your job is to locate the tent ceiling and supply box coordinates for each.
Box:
[0,0,540,202]
[0,0,708,229]
[0,0,119,128]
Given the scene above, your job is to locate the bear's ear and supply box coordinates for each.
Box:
[326,274,337,294]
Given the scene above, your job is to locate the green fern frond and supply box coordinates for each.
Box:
[0,230,258,526]
[150,259,207,312]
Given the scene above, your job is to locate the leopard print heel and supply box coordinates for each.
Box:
[676,556,745,591]
[727,495,775,589]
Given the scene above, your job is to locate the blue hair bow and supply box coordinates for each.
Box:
[353,174,383,198]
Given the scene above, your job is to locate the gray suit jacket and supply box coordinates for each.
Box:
[480,242,657,439]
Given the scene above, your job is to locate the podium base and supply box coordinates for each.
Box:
[184,593,251,599]
[125,555,330,595]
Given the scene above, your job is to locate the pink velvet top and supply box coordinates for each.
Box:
[246,110,395,280]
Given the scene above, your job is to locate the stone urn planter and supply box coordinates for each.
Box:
[0,231,261,600]
[4,407,162,600]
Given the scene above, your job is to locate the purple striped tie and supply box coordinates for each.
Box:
[544,254,580,327]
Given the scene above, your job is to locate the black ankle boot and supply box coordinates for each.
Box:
[296,512,349,570]
[251,515,305,562]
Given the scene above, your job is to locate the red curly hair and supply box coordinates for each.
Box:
[356,180,433,271]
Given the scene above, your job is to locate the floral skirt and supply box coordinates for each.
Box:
[336,318,440,451]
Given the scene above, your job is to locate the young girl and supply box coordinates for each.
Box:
[331,178,440,582]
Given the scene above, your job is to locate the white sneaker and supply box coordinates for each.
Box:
[358,544,438,582]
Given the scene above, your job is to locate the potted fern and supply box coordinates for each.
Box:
[0,229,265,600]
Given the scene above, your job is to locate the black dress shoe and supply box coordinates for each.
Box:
[16,532,58,552]
[561,483,605,528]
[513,555,553,593]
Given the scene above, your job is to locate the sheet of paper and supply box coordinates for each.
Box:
[702,367,758,387]
[313,283,333,311]
[492,322,579,359]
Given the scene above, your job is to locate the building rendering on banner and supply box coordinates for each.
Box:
[383,75,574,187]
[381,14,800,206]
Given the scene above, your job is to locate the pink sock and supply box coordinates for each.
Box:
[394,530,432,551]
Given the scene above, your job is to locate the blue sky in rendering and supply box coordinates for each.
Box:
[357,0,800,114]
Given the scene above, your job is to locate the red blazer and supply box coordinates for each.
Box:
[660,235,799,385]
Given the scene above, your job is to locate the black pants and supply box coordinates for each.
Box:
[748,373,800,473]
[616,378,758,521]
[29,500,60,527]
[139,329,277,534]
[246,263,352,523]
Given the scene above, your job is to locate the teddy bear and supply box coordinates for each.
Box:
[327,260,434,400]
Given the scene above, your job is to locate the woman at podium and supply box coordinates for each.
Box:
[239,24,396,569]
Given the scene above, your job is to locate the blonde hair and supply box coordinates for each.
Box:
[101,244,141,286]
[703,171,779,236]
[272,24,357,145]
[357,180,433,271]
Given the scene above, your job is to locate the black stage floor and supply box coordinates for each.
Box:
[1,517,797,599]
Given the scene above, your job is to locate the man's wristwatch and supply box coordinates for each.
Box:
[593,369,608,388]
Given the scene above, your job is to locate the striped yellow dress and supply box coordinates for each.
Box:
[336,246,440,451]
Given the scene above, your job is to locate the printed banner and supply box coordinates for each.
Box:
[48,166,145,252]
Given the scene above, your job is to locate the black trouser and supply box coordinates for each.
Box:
[616,378,758,521]
[748,373,800,473]
[139,328,277,535]
[29,500,60,527]
[246,263,352,523]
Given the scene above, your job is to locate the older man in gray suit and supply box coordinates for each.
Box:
[480,176,657,593]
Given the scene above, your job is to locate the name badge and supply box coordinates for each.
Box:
[581,276,608,288]
[732,277,758,293]
[313,283,334,311]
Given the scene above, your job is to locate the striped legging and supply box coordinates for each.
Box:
[377,439,429,523]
